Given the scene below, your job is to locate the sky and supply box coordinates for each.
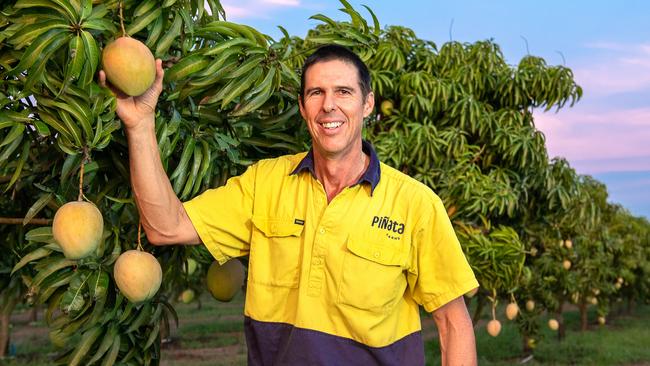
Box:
[220,0,650,219]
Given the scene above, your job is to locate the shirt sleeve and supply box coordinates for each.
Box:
[183,164,257,264]
[408,195,479,312]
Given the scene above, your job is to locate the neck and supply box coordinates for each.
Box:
[313,145,368,203]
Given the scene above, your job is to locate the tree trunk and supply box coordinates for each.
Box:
[522,334,533,355]
[627,298,635,315]
[29,306,38,324]
[0,280,21,358]
[0,299,18,359]
[0,312,9,358]
[556,301,566,341]
[471,296,485,327]
[579,302,588,331]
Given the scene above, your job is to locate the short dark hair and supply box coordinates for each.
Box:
[300,45,372,100]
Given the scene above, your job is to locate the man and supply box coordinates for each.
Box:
[102,45,478,365]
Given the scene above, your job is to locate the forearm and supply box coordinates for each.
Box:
[433,297,477,366]
[125,118,195,244]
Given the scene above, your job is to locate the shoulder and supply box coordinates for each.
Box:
[249,152,308,175]
[377,162,448,227]
[378,162,441,204]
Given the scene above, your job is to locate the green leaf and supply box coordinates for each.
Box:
[170,136,195,192]
[61,271,87,314]
[362,5,380,36]
[145,12,165,48]
[31,257,76,289]
[202,37,256,57]
[80,30,99,79]
[126,7,162,35]
[164,54,211,82]
[143,321,160,350]
[33,120,51,136]
[134,0,158,17]
[40,103,83,145]
[79,0,92,21]
[5,140,30,191]
[14,0,76,22]
[60,153,81,184]
[100,334,120,366]
[62,35,85,86]
[10,28,68,75]
[224,53,265,80]
[0,123,24,148]
[125,303,151,333]
[69,325,103,366]
[231,68,276,116]
[50,0,79,22]
[87,324,118,364]
[11,247,53,275]
[80,18,117,33]
[38,109,74,142]
[59,94,93,141]
[37,268,75,303]
[25,226,54,243]
[8,18,69,48]
[23,193,54,226]
[155,12,182,57]
[88,270,109,300]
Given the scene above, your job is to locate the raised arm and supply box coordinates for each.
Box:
[99,60,200,245]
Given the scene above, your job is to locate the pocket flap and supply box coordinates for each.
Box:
[346,236,406,267]
[252,216,304,237]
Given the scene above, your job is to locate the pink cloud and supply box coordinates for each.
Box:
[533,41,650,174]
[221,5,263,19]
[221,0,304,20]
[262,0,300,6]
[534,107,650,173]
[575,42,650,95]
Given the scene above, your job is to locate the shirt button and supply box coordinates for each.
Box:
[319,228,325,234]
[314,258,322,265]
[373,251,380,259]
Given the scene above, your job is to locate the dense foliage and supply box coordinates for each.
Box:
[1,0,648,363]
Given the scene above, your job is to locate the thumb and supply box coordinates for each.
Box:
[151,59,164,95]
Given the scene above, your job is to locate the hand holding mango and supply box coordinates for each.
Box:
[98,37,164,130]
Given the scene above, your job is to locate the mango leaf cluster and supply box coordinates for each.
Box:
[1,0,649,362]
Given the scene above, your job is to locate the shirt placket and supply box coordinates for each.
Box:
[307,183,329,297]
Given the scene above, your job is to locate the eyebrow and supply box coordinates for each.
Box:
[305,85,356,94]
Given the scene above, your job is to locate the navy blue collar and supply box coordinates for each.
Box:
[290,140,381,195]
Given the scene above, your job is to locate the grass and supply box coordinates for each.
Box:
[5,293,650,365]
[426,303,650,365]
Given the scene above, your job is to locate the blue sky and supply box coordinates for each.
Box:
[221,0,650,219]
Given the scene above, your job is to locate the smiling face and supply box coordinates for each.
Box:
[299,59,374,161]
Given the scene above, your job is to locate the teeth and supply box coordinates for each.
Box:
[322,122,342,129]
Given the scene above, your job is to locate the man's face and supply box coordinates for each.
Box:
[299,59,374,159]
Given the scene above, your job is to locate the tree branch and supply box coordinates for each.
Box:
[0,217,52,225]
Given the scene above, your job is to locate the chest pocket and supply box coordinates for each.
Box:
[338,234,409,313]
[250,216,304,288]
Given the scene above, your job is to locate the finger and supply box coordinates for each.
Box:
[156,59,164,78]
[153,59,164,91]
[98,70,106,87]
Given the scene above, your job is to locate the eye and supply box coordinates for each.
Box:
[307,89,321,98]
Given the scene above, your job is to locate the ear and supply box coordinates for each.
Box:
[298,95,307,121]
[363,91,375,118]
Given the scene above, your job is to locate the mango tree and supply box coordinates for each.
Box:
[2,0,649,363]
[0,0,311,363]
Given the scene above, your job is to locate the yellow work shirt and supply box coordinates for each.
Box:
[183,141,478,365]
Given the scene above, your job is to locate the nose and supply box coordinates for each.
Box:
[322,92,336,113]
